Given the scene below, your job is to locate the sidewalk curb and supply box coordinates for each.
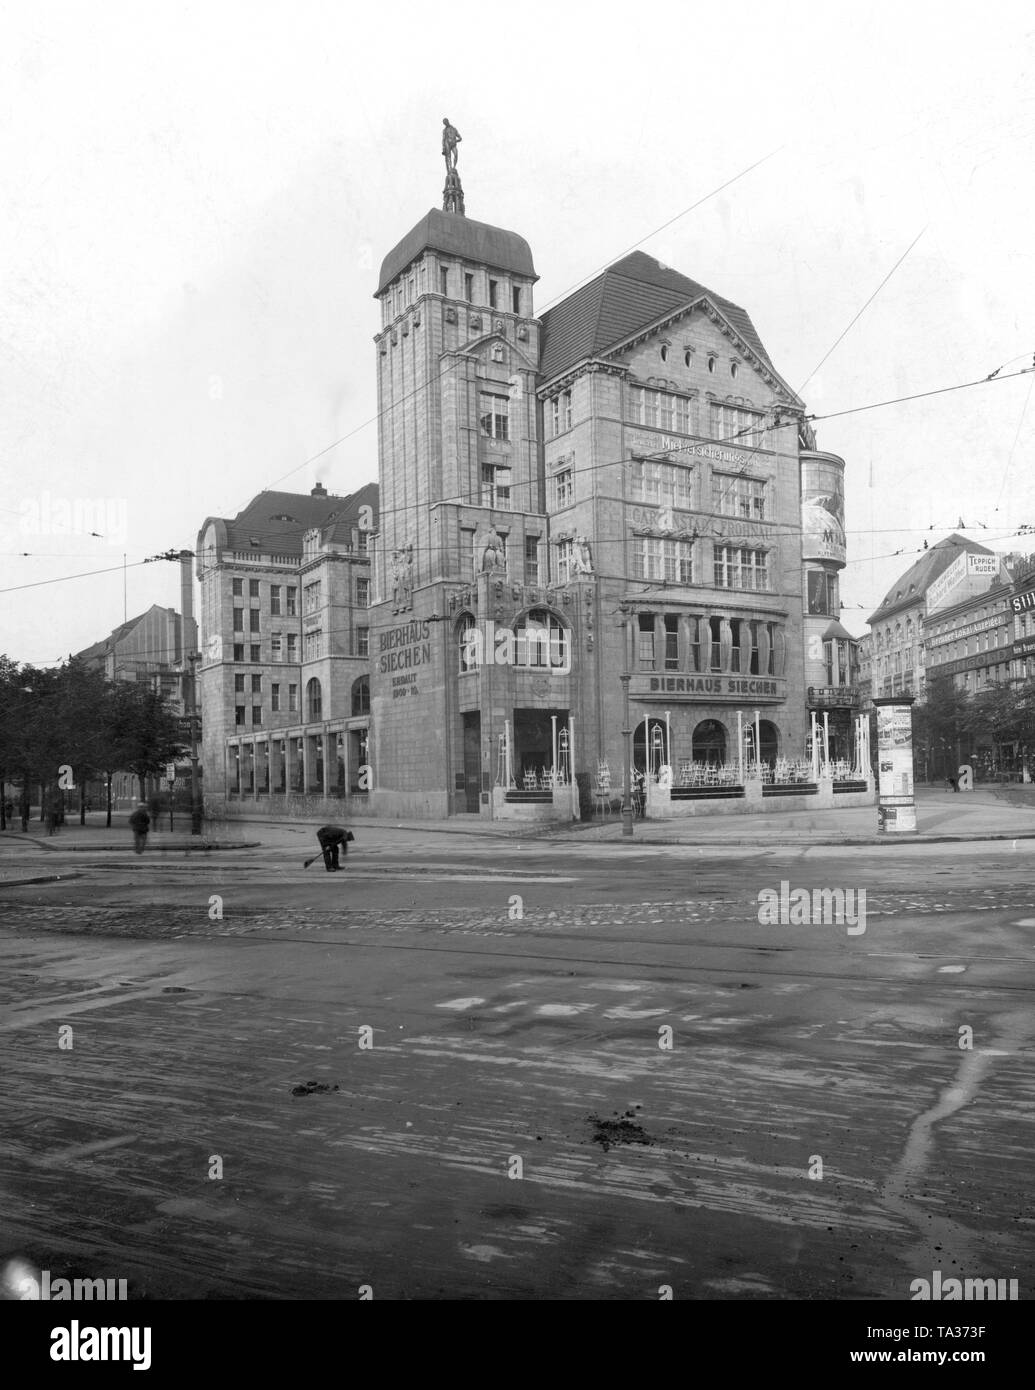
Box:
[547,829,1035,848]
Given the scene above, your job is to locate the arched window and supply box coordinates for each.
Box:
[514,609,569,670]
[306,677,322,721]
[457,614,479,672]
[351,675,369,716]
[692,719,727,766]
[758,720,779,765]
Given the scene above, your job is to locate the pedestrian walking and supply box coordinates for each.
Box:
[129,802,151,854]
[304,824,354,872]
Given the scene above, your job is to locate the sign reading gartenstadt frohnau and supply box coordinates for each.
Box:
[633,674,786,702]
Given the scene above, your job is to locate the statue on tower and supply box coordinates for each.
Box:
[442,118,461,171]
[441,117,465,216]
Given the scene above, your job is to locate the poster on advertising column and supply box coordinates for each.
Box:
[874,697,917,833]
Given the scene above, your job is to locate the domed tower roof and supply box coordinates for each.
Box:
[376,208,537,295]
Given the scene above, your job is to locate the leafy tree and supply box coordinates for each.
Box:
[105,682,186,804]
[914,674,973,780]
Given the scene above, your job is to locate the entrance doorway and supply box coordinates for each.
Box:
[513,708,569,782]
[634,718,670,776]
[462,711,482,812]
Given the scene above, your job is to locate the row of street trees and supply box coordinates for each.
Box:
[0,654,186,830]
[912,673,1035,781]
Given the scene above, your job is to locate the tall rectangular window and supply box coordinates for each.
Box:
[357,577,370,607]
[488,279,498,309]
[249,609,260,632]
[563,391,572,431]
[235,706,245,727]
[270,586,281,615]
[481,464,511,509]
[251,675,261,694]
[286,633,298,662]
[234,674,245,693]
[250,643,260,662]
[664,615,679,670]
[512,285,521,314]
[525,535,540,584]
[271,683,281,712]
[556,538,574,585]
[271,633,282,662]
[233,644,244,662]
[249,579,260,597]
[551,397,560,436]
[440,265,449,295]
[464,272,474,303]
[286,587,297,616]
[357,627,369,657]
[554,468,574,507]
[288,683,298,712]
[479,392,509,441]
[252,706,262,726]
[304,582,321,615]
[638,613,655,669]
[304,630,322,661]
[233,607,244,631]
[232,578,243,596]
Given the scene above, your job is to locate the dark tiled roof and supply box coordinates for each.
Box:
[222,484,379,556]
[866,534,996,625]
[377,209,537,295]
[539,250,776,383]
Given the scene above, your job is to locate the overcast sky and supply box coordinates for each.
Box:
[2,0,1034,664]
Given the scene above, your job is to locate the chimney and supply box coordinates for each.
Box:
[179,550,198,659]
[311,483,327,497]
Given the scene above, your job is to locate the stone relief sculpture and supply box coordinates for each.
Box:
[391,543,414,613]
[478,524,507,575]
[572,535,594,575]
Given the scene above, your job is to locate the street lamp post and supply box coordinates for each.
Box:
[187,653,203,835]
[621,672,633,837]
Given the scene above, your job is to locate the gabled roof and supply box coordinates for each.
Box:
[377,209,537,295]
[539,250,776,383]
[866,534,996,625]
[73,607,173,663]
[220,484,379,556]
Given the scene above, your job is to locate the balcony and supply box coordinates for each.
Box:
[808,685,860,709]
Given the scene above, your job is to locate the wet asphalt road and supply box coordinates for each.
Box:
[1,831,1033,1300]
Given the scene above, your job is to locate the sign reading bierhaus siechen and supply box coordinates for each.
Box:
[633,675,786,701]
[379,620,432,701]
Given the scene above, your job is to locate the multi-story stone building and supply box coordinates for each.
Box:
[196,483,377,809]
[363,162,867,818]
[865,534,1001,700]
[197,142,874,821]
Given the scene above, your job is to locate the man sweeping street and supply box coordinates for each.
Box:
[304,824,354,872]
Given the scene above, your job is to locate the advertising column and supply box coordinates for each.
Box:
[873,695,916,833]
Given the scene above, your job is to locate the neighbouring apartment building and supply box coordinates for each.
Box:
[864,534,1002,701]
[74,602,198,807]
[196,483,377,810]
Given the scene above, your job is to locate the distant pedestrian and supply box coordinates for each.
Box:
[129,802,151,854]
[946,774,958,793]
[304,824,354,872]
